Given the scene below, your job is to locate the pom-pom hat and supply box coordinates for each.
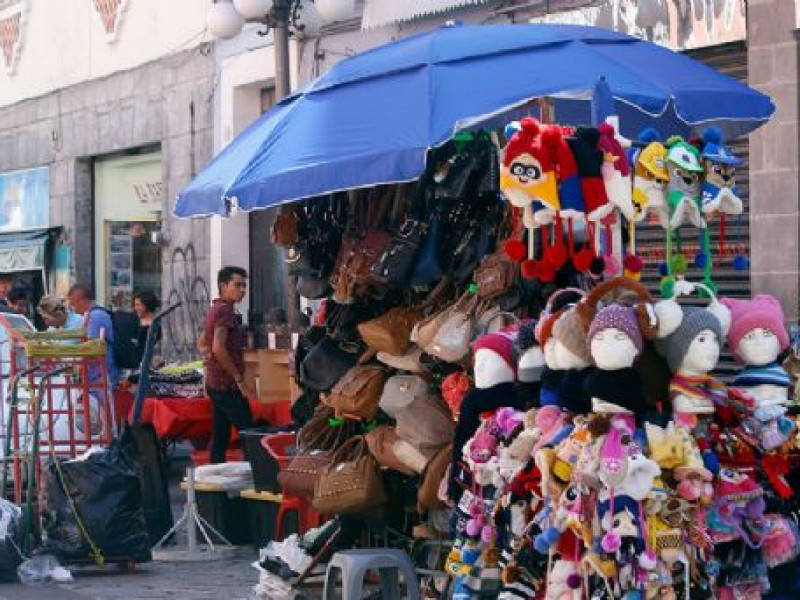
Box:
[588,305,643,355]
[701,127,741,166]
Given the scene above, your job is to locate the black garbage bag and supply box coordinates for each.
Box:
[0,499,23,581]
[40,442,151,563]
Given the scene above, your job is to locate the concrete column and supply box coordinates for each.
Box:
[747,0,800,322]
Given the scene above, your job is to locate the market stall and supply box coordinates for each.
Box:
[172,22,798,600]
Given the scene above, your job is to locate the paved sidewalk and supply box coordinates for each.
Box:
[1,548,258,599]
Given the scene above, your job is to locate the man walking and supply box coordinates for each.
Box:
[203,266,255,464]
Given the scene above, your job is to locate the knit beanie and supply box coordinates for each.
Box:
[569,127,612,221]
[474,331,518,376]
[588,305,643,355]
[720,295,789,360]
[501,117,560,212]
[654,306,724,372]
[552,309,592,365]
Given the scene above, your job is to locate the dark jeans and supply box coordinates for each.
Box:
[207,386,255,464]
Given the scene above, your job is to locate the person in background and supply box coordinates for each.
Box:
[67,284,119,388]
[6,286,29,315]
[133,291,160,348]
[203,266,256,464]
[37,294,84,332]
[0,277,12,308]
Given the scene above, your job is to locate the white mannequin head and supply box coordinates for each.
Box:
[475,348,515,389]
[679,329,721,376]
[543,337,559,370]
[590,327,639,371]
[553,341,591,371]
[737,328,781,367]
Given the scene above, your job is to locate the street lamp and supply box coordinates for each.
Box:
[207,0,355,99]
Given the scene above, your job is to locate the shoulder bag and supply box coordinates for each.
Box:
[423,292,483,363]
[313,436,387,515]
[327,364,387,420]
[380,374,454,450]
[364,426,418,476]
[417,443,453,513]
[278,411,343,498]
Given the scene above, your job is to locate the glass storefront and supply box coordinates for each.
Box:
[93,152,163,311]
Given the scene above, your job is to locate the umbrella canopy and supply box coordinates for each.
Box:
[175,23,774,218]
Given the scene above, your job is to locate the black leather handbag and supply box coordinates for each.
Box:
[299,336,363,392]
[370,180,431,286]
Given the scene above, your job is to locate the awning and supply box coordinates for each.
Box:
[361,0,490,30]
[0,228,60,273]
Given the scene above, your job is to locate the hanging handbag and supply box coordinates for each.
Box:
[380,375,454,449]
[417,443,453,513]
[278,411,342,498]
[313,436,387,514]
[271,204,302,247]
[331,189,393,304]
[284,242,317,277]
[434,149,479,200]
[474,251,519,299]
[364,426,419,476]
[370,173,435,287]
[423,292,482,363]
[409,213,443,287]
[299,337,362,392]
[327,364,388,420]
[296,274,331,300]
[357,306,423,356]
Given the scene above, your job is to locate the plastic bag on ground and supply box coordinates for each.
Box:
[0,498,23,582]
[40,441,151,563]
[17,554,73,585]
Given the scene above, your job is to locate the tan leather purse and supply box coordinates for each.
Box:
[313,436,387,515]
[358,306,423,356]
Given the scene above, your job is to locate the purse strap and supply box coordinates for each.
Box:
[331,434,367,463]
[418,277,454,313]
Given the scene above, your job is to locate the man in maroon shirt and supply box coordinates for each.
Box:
[202,266,256,463]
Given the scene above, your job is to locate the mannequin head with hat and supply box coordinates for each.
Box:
[473,331,518,389]
[721,294,791,407]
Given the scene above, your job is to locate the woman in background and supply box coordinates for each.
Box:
[133,291,160,349]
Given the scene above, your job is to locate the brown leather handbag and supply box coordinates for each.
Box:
[327,365,387,420]
[474,251,518,299]
[417,443,453,513]
[271,204,301,247]
[358,306,423,356]
[313,436,387,515]
[278,418,339,498]
[365,426,418,475]
[330,189,393,304]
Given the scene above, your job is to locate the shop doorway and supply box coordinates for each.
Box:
[93,151,163,311]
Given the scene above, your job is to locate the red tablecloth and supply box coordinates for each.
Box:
[133,396,291,441]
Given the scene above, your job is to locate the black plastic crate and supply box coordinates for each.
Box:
[196,490,252,546]
[245,496,280,549]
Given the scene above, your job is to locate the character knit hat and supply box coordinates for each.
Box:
[588,305,643,355]
[720,294,789,360]
[552,308,592,365]
[653,306,724,372]
[474,331,519,376]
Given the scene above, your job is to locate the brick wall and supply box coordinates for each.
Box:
[747,0,800,322]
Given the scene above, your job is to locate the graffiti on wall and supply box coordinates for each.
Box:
[163,242,210,360]
[532,0,745,51]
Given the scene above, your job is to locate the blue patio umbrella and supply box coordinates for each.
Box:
[175,23,774,218]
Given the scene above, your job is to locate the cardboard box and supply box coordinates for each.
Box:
[244,349,299,404]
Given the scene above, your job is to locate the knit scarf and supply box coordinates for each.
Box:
[733,363,791,388]
[669,374,727,407]
[583,367,649,415]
